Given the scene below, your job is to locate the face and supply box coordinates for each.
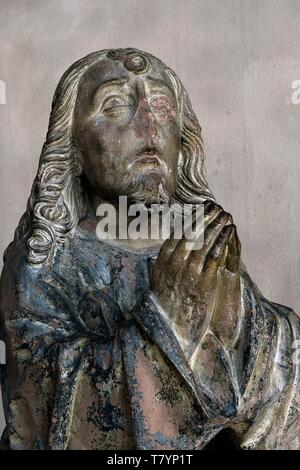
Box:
[73,51,181,205]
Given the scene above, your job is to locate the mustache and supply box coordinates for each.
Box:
[126,143,167,172]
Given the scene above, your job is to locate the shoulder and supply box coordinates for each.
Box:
[0,238,54,315]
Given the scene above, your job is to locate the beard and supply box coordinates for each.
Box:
[120,168,172,206]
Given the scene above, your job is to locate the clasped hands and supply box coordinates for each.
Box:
[152,201,241,362]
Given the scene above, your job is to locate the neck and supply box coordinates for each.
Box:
[79,190,172,254]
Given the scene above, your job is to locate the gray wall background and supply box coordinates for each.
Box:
[1,0,300,438]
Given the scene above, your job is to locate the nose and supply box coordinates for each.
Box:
[132,96,158,140]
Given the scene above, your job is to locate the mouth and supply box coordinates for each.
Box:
[127,147,164,170]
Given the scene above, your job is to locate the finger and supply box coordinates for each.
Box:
[204,210,233,247]
[204,200,234,225]
[184,201,231,239]
[153,232,178,288]
[164,237,193,287]
[161,203,222,287]
[210,231,241,346]
[200,224,235,282]
[181,211,232,286]
[166,208,228,287]
[183,201,222,243]
[203,200,223,221]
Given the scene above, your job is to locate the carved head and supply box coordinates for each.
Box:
[74,50,182,206]
[8,48,214,265]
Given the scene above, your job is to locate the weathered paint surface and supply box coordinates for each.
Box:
[0,47,299,450]
[0,226,299,449]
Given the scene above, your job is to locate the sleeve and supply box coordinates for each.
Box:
[0,254,89,449]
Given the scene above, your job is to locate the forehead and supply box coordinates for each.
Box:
[77,56,176,102]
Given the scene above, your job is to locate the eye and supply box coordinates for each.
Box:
[149,95,175,120]
[100,95,131,118]
[102,95,126,110]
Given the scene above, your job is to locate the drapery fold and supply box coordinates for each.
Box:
[1,231,299,449]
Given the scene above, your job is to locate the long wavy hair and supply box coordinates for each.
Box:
[4,48,215,266]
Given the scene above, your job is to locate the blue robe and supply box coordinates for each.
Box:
[1,226,299,449]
